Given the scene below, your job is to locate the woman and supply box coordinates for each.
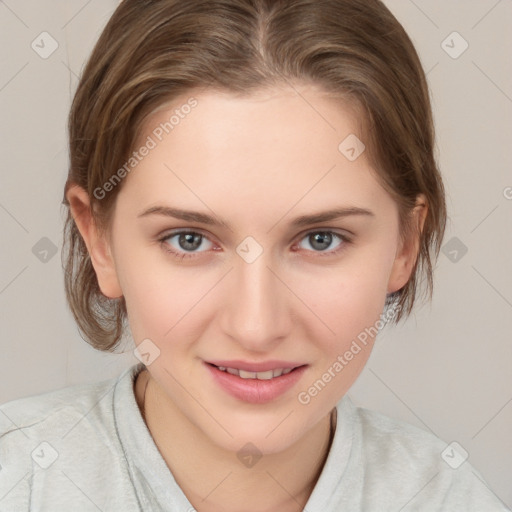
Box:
[0,0,508,510]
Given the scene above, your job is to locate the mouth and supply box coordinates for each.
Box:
[204,361,309,403]
[206,363,304,380]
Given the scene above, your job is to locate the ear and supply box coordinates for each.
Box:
[66,184,123,299]
[387,194,428,294]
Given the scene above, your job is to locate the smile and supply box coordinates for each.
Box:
[214,365,294,379]
[204,362,308,403]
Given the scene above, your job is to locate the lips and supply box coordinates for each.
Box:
[204,361,308,403]
[206,359,305,372]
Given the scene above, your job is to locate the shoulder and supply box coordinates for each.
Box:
[355,404,447,464]
[346,400,510,510]
[0,362,145,446]
[0,365,141,510]
[0,374,119,443]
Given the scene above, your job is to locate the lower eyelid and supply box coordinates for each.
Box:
[159,230,350,257]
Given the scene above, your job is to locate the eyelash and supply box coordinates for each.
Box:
[157,229,352,261]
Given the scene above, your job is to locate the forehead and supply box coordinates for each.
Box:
[121,85,393,223]
[144,83,362,142]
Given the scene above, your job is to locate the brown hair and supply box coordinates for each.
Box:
[63,0,447,351]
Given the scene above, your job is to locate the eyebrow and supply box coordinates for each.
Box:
[138,205,374,230]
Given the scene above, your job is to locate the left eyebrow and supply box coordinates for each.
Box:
[137,205,375,230]
[288,207,375,228]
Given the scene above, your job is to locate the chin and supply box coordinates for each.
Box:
[195,409,313,456]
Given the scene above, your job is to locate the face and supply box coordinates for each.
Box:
[95,84,414,454]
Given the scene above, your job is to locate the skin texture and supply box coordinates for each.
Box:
[67,84,427,512]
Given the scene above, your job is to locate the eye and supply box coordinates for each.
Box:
[157,229,351,261]
[158,230,215,260]
[295,230,350,256]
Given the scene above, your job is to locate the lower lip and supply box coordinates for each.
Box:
[204,363,308,404]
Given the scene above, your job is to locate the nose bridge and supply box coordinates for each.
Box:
[220,249,290,347]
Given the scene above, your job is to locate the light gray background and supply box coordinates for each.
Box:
[1,0,511,507]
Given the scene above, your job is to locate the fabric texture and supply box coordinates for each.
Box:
[0,363,509,511]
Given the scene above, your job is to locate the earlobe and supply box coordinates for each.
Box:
[387,195,428,294]
[66,184,123,299]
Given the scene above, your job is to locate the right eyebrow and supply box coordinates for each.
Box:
[137,206,230,229]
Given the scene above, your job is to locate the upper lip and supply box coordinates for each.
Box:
[206,360,307,372]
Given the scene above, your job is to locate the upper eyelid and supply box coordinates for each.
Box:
[159,228,351,249]
[293,227,353,242]
[159,228,217,245]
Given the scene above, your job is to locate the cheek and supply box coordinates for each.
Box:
[116,224,396,355]
[304,248,394,341]
[115,239,226,353]
[304,246,394,370]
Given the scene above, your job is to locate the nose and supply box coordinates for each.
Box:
[218,251,292,352]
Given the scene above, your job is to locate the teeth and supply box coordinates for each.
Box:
[216,366,295,379]
[239,369,258,379]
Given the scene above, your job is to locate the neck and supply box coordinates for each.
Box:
[135,369,336,512]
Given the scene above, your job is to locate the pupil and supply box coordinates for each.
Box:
[180,233,202,250]
[311,232,332,251]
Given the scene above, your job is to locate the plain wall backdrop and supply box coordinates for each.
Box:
[0,0,511,507]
